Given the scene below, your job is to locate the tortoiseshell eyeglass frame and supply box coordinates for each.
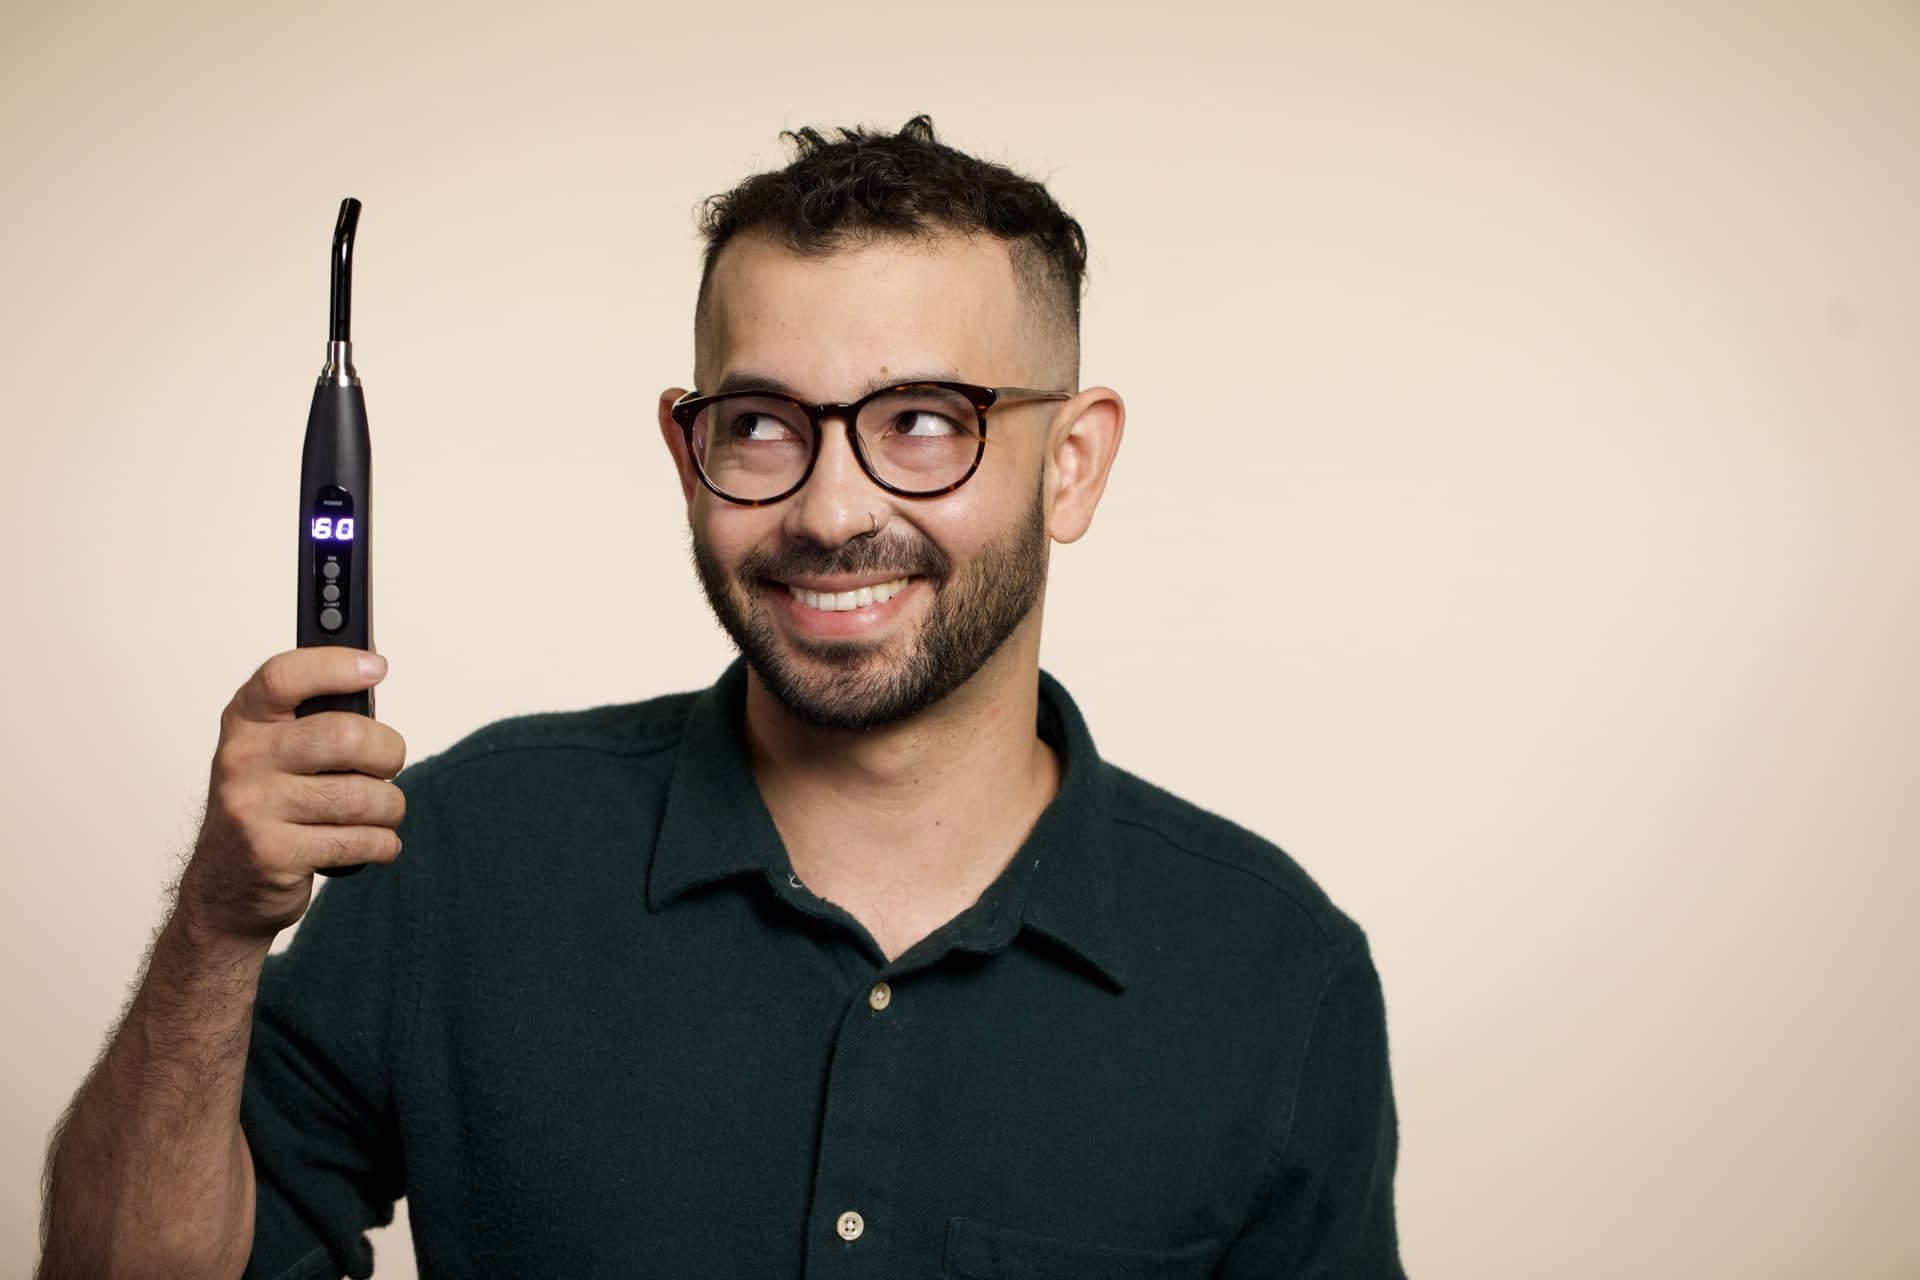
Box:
[668,380,1072,506]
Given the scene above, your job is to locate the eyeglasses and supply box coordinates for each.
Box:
[669,380,1071,506]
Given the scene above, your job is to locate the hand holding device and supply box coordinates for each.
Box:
[178,648,405,943]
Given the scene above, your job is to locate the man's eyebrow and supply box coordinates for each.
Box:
[712,369,964,398]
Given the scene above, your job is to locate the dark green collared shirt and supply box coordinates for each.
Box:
[242,658,1402,1279]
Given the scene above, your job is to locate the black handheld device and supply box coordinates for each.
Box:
[295,197,375,877]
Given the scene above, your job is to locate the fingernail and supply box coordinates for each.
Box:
[358,653,388,679]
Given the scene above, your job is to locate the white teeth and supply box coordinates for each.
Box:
[788,577,909,612]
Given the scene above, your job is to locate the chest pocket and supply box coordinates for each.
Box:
[944,1217,1225,1280]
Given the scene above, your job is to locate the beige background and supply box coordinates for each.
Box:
[6,1,1917,1275]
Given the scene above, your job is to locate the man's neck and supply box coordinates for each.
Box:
[740,638,1062,925]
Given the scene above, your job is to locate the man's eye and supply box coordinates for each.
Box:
[890,411,960,437]
[730,413,794,441]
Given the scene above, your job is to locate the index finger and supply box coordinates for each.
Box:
[229,647,388,724]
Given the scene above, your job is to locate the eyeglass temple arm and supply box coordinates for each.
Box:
[992,387,1073,405]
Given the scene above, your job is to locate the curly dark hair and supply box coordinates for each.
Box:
[692,114,1087,385]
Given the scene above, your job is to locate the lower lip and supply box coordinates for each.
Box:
[770,577,923,639]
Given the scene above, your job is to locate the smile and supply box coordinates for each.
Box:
[783,577,912,612]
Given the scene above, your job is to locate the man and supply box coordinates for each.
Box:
[39,115,1402,1278]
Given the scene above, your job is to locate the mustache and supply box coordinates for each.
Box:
[737,535,951,586]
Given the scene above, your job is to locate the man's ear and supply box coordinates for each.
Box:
[1044,387,1125,544]
[657,388,700,513]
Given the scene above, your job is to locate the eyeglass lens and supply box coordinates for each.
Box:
[690,386,983,501]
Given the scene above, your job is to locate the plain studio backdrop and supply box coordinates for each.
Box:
[4,1,1916,1276]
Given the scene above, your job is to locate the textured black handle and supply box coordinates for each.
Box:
[296,688,373,717]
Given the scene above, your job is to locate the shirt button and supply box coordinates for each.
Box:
[837,1209,865,1241]
[868,981,892,1011]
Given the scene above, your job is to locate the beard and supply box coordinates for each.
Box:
[690,478,1049,732]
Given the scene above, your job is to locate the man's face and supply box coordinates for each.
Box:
[672,232,1062,732]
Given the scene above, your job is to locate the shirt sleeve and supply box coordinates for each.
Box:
[239,770,432,1280]
[1212,932,1405,1278]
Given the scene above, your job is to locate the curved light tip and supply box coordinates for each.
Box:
[329,198,362,344]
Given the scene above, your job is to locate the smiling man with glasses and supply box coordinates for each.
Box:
[642,115,1401,1276]
[39,115,1401,1280]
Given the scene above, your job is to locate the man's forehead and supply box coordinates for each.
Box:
[700,231,1028,394]
[710,228,1020,300]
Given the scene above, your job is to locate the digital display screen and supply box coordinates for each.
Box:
[311,516,357,541]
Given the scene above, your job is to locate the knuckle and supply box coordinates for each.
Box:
[225,726,268,772]
[309,828,355,864]
[213,737,249,780]
[302,773,353,817]
[290,715,335,762]
[285,716,321,761]
[215,778,256,825]
[326,714,364,756]
[256,654,295,708]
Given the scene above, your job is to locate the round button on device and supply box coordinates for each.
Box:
[836,1210,864,1241]
[318,606,344,631]
[321,583,341,603]
[322,561,341,580]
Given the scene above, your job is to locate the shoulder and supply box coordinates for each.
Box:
[397,685,700,795]
[1102,762,1365,953]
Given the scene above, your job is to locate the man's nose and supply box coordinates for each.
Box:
[783,414,879,547]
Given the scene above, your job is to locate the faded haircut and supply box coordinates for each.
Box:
[691,114,1087,387]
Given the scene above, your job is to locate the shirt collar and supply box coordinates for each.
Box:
[646,657,1127,992]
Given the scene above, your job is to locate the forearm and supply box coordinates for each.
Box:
[39,909,272,1280]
